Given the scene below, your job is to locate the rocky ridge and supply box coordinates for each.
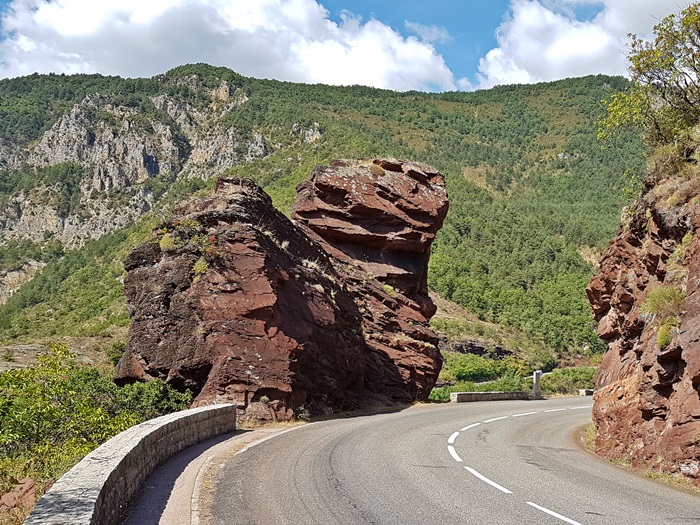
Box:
[587,174,700,484]
[0,78,283,249]
[116,159,448,420]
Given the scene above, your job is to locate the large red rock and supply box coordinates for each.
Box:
[587,177,700,485]
[116,159,448,420]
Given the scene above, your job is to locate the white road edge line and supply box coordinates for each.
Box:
[544,408,567,413]
[448,445,463,462]
[570,406,593,410]
[460,422,481,431]
[483,416,508,423]
[448,431,460,444]
[512,411,539,417]
[526,502,584,525]
[464,467,513,493]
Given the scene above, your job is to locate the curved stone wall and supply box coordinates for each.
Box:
[24,404,236,525]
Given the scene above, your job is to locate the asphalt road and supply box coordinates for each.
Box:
[208,397,700,525]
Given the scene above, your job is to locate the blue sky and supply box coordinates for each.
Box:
[320,0,513,84]
[0,1,680,91]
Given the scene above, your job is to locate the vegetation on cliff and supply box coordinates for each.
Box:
[0,68,645,369]
[0,343,190,508]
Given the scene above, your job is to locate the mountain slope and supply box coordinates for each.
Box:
[0,65,644,365]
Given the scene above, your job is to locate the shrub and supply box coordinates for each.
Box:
[448,353,503,383]
[657,317,680,349]
[428,372,530,401]
[0,343,190,501]
[192,256,209,275]
[639,284,686,320]
[159,233,176,251]
[106,341,126,366]
[540,367,596,395]
[383,284,398,298]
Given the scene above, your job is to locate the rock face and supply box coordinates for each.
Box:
[117,159,448,420]
[0,77,271,249]
[0,261,46,305]
[587,176,700,485]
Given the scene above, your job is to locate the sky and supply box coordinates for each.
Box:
[0,0,681,92]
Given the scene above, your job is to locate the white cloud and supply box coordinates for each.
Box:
[404,21,451,44]
[477,0,678,89]
[0,0,458,91]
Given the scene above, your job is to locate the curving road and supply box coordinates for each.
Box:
[208,397,700,525]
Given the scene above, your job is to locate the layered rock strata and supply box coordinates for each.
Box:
[117,159,448,420]
[587,176,700,484]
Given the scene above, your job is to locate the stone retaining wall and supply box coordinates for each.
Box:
[450,391,530,402]
[24,404,237,525]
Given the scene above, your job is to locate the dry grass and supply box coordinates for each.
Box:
[0,508,29,525]
[580,422,597,452]
[580,423,700,495]
[643,469,700,495]
[577,246,602,268]
[237,418,307,430]
[462,164,497,194]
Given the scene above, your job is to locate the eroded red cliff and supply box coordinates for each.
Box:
[116,159,448,420]
[587,175,700,484]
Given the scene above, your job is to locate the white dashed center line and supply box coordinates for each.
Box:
[445,404,592,525]
[447,445,462,462]
[526,501,584,525]
[464,467,513,494]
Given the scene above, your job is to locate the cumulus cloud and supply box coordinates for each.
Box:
[477,0,677,89]
[0,0,458,91]
[404,21,451,44]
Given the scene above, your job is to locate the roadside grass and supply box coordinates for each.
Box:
[580,423,700,495]
[0,508,25,525]
[643,470,700,494]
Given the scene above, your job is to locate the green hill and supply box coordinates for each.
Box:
[0,65,644,368]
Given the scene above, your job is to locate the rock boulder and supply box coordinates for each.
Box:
[116,159,448,420]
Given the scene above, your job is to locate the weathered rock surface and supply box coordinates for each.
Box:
[0,478,36,513]
[0,77,270,250]
[0,260,46,306]
[587,175,700,485]
[116,160,447,420]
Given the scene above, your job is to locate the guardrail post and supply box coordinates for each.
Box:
[531,370,542,399]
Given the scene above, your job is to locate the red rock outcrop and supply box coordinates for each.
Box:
[0,478,36,514]
[587,176,700,484]
[116,159,448,420]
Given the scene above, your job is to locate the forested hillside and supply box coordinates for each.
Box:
[0,65,644,367]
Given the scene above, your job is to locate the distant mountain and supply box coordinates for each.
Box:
[0,64,644,366]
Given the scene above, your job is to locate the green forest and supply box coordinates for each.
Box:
[0,66,644,367]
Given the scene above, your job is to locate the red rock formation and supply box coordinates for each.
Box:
[587,176,700,485]
[117,159,448,420]
[0,478,36,514]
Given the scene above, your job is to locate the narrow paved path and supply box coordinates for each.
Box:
[207,398,700,525]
